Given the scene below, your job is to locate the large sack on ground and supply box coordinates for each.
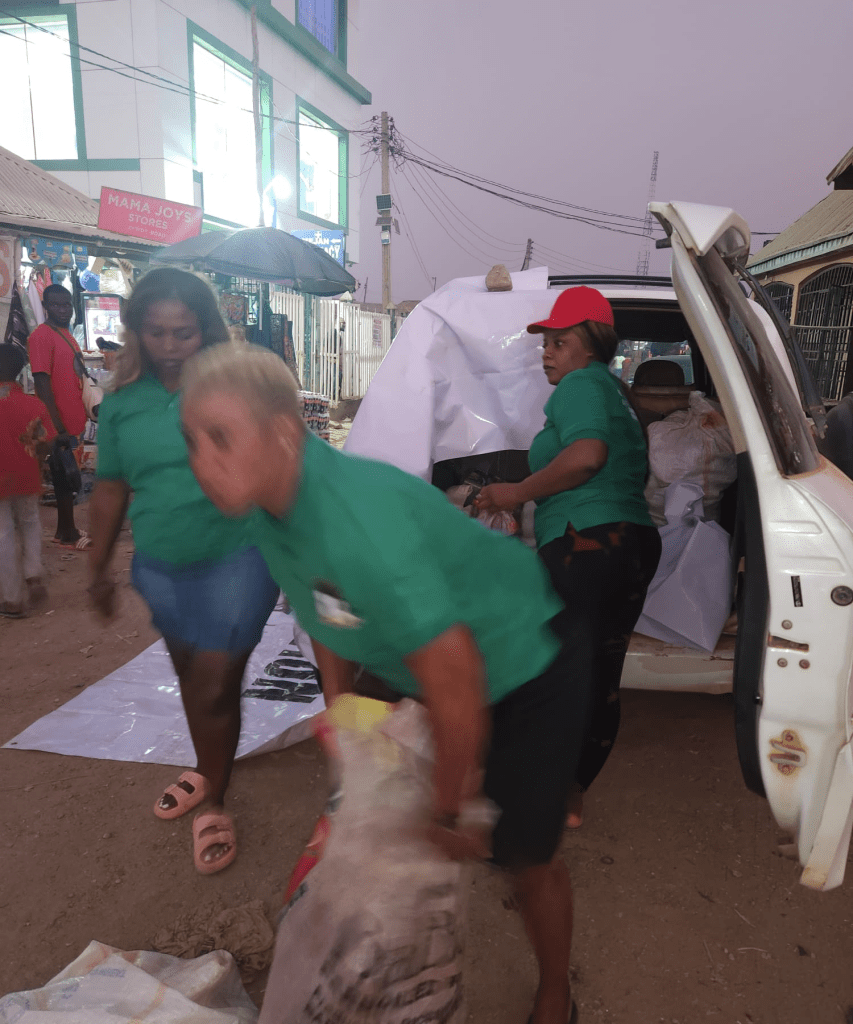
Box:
[260,696,477,1024]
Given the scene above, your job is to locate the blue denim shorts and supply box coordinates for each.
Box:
[131,545,279,654]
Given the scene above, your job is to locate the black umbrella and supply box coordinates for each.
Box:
[151,226,355,297]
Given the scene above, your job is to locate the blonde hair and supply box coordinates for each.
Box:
[111,268,230,391]
[181,343,302,420]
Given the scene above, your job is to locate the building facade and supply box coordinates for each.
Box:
[0,0,370,264]
[749,147,853,403]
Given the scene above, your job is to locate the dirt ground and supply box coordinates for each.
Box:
[2,502,853,1023]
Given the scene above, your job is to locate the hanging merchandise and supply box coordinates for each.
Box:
[220,292,248,325]
[3,282,29,355]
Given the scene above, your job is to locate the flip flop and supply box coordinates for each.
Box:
[192,810,237,875]
[153,770,210,820]
[0,606,25,619]
[52,533,93,551]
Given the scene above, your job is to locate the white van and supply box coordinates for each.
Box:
[344,201,853,893]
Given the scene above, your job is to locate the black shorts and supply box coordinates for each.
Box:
[483,634,591,870]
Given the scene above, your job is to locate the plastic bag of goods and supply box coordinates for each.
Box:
[644,392,736,527]
[635,481,734,653]
[261,694,488,1024]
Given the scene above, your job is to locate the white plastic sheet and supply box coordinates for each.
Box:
[4,610,324,766]
[0,941,258,1024]
[345,267,555,478]
[635,482,734,652]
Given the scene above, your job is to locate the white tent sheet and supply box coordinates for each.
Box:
[4,609,324,766]
[345,267,555,478]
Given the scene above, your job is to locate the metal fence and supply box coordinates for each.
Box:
[271,290,394,403]
[793,265,853,402]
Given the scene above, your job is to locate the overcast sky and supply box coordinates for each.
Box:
[350,0,852,304]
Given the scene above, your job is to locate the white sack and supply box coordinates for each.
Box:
[635,482,734,653]
[0,941,257,1024]
[645,392,736,527]
[259,700,474,1024]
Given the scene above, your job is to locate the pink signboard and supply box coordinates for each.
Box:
[97,187,203,245]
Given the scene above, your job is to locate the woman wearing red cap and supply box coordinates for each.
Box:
[477,286,661,824]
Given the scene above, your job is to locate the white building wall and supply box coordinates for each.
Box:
[51,0,366,262]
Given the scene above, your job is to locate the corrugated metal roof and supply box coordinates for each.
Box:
[0,145,158,252]
[827,144,853,185]
[747,190,853,274]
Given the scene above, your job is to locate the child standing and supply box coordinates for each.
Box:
[0,345,55,618]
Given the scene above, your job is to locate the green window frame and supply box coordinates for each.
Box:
[0,5,87,167]
[188,22,274,227]
[295,0,347,63]
[297,99,348,231]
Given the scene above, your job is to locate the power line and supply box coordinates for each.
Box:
[400,152,653,238]
[393,127,646,225]
[397,164,502,266]
[405,159,526,261]
[531,241,628,274]
[2,14,370,135]
[390,124,527,253]
[403,162,518,266]
[392,184,434,291]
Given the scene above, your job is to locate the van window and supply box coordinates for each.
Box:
[695,248,819,476]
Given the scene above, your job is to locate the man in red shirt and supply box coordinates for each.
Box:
[28,283,91,549]
[0,345,56,617]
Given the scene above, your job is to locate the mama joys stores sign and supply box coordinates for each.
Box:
[97,187,203,245]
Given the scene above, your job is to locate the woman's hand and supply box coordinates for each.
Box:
[475,482,521,514]
[89,573,117,620]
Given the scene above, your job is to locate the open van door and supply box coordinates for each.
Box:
[652,201,853,890]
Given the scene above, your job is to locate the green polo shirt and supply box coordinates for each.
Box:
[253,433,563,704]
[529,360,652,547]
[96,375,247,565]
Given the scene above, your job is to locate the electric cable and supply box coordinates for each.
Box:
[405,159,526,261]
[397,164,503,266]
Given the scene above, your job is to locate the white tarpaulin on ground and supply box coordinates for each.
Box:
[0,941,258,1024]
[4,609,324,766]
[345,267,554,479]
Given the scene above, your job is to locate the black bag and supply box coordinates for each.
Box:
[48,437,82,495]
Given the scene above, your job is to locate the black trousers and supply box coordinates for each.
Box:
[538,520,662,792]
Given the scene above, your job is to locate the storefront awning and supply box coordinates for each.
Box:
[0,145,161,257]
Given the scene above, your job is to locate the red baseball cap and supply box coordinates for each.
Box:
[527,286,614,334]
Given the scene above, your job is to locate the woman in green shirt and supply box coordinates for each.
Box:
[87,269,279,875]
[477,287,662,827]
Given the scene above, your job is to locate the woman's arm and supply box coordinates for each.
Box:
[405,624,489,859]
[88,479,131,618]
[476,438,608,513]
[311,638,356,703]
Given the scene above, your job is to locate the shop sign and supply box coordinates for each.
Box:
[98,187,203,245]
[25,236,88,269]
[291,229,346,266]
[372,315,383,349]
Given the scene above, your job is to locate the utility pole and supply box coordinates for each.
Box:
[521,238,534,271]
[377,111,394,314]
[635,151,659,277]
[251,5,264,228]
